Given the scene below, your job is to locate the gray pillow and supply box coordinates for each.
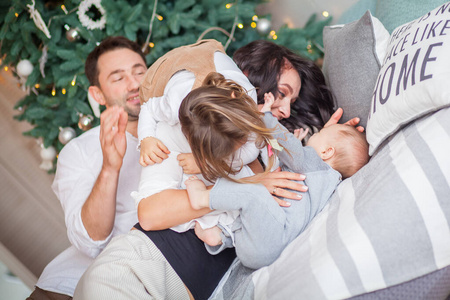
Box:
[322,11,387,128]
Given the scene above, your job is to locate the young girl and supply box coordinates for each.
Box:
[182,92,370,269]
[132,39,263,235]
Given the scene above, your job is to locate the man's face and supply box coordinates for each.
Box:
[96,48,147,120]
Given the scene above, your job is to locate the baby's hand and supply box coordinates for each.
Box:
[194,223,223,247]
[177,153,201,174]
[260,92,275,112]
[139,136,170,166]
[293,127,309,142]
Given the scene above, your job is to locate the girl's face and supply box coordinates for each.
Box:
[259,67,301,120]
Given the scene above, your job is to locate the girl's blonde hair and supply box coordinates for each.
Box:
[179,72,273,183]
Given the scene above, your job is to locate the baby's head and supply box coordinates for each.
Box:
[179,72,273,183]
[306,124,369,179]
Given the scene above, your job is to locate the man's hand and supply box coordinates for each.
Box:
[139,136,170,167]
[82,106,128,241]
[99,106,128,172]
[325,107,364,132]
[177,153,201,174]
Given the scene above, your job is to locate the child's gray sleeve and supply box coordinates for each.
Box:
[263,112,327,173]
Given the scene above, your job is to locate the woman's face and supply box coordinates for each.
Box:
[258,67,301,120]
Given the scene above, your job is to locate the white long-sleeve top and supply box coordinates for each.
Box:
[133,51,259,232]
[36,126,140,296]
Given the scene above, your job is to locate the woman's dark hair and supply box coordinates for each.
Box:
[233,40,334,132]
[85,36,146,86]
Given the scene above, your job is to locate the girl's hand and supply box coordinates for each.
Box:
[256,167,308,207]
[260,92,275,113]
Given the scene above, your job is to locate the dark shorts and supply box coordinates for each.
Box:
[135,223,236,300]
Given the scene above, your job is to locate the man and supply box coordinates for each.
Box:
[27,36,147,299]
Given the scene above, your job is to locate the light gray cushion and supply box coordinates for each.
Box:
[322,11,389,128]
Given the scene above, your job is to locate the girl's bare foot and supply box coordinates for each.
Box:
[194,223,223,246]
[185,175,210,210]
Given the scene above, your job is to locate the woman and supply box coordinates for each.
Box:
[233,40,334,133]
[74,40,356,300]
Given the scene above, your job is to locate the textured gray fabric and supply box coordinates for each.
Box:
[350,265,450,300]
[322,11,381,128]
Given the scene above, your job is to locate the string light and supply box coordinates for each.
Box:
[269,30,278,40]
[62,88,66,95]
[61,5,68,14]
[251,22,256,28]
[71,75,77,86]
[141,0,158,52]
[156,14,163,21]
[225,3,233,9]
[237,23,243,29]
[35,84,40,89]
[4,66,8,71]
[149,42,155,48]
[15,13,18,17]
[252,15,258,21]
[52,86,56,96]
[322,11,329,18]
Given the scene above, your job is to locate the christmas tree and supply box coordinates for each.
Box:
[0,0,331,171]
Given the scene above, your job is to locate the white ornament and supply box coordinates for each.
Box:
[256,18,271,35]
[77,0,107,30]
[39,45,48,78]
[27,0,51,39]
[39,145,56,171]
[58,127,76,144]
[16,59,34,77]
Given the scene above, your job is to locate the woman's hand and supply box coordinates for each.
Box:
[257,168,308,207]
[325,107,364,132]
